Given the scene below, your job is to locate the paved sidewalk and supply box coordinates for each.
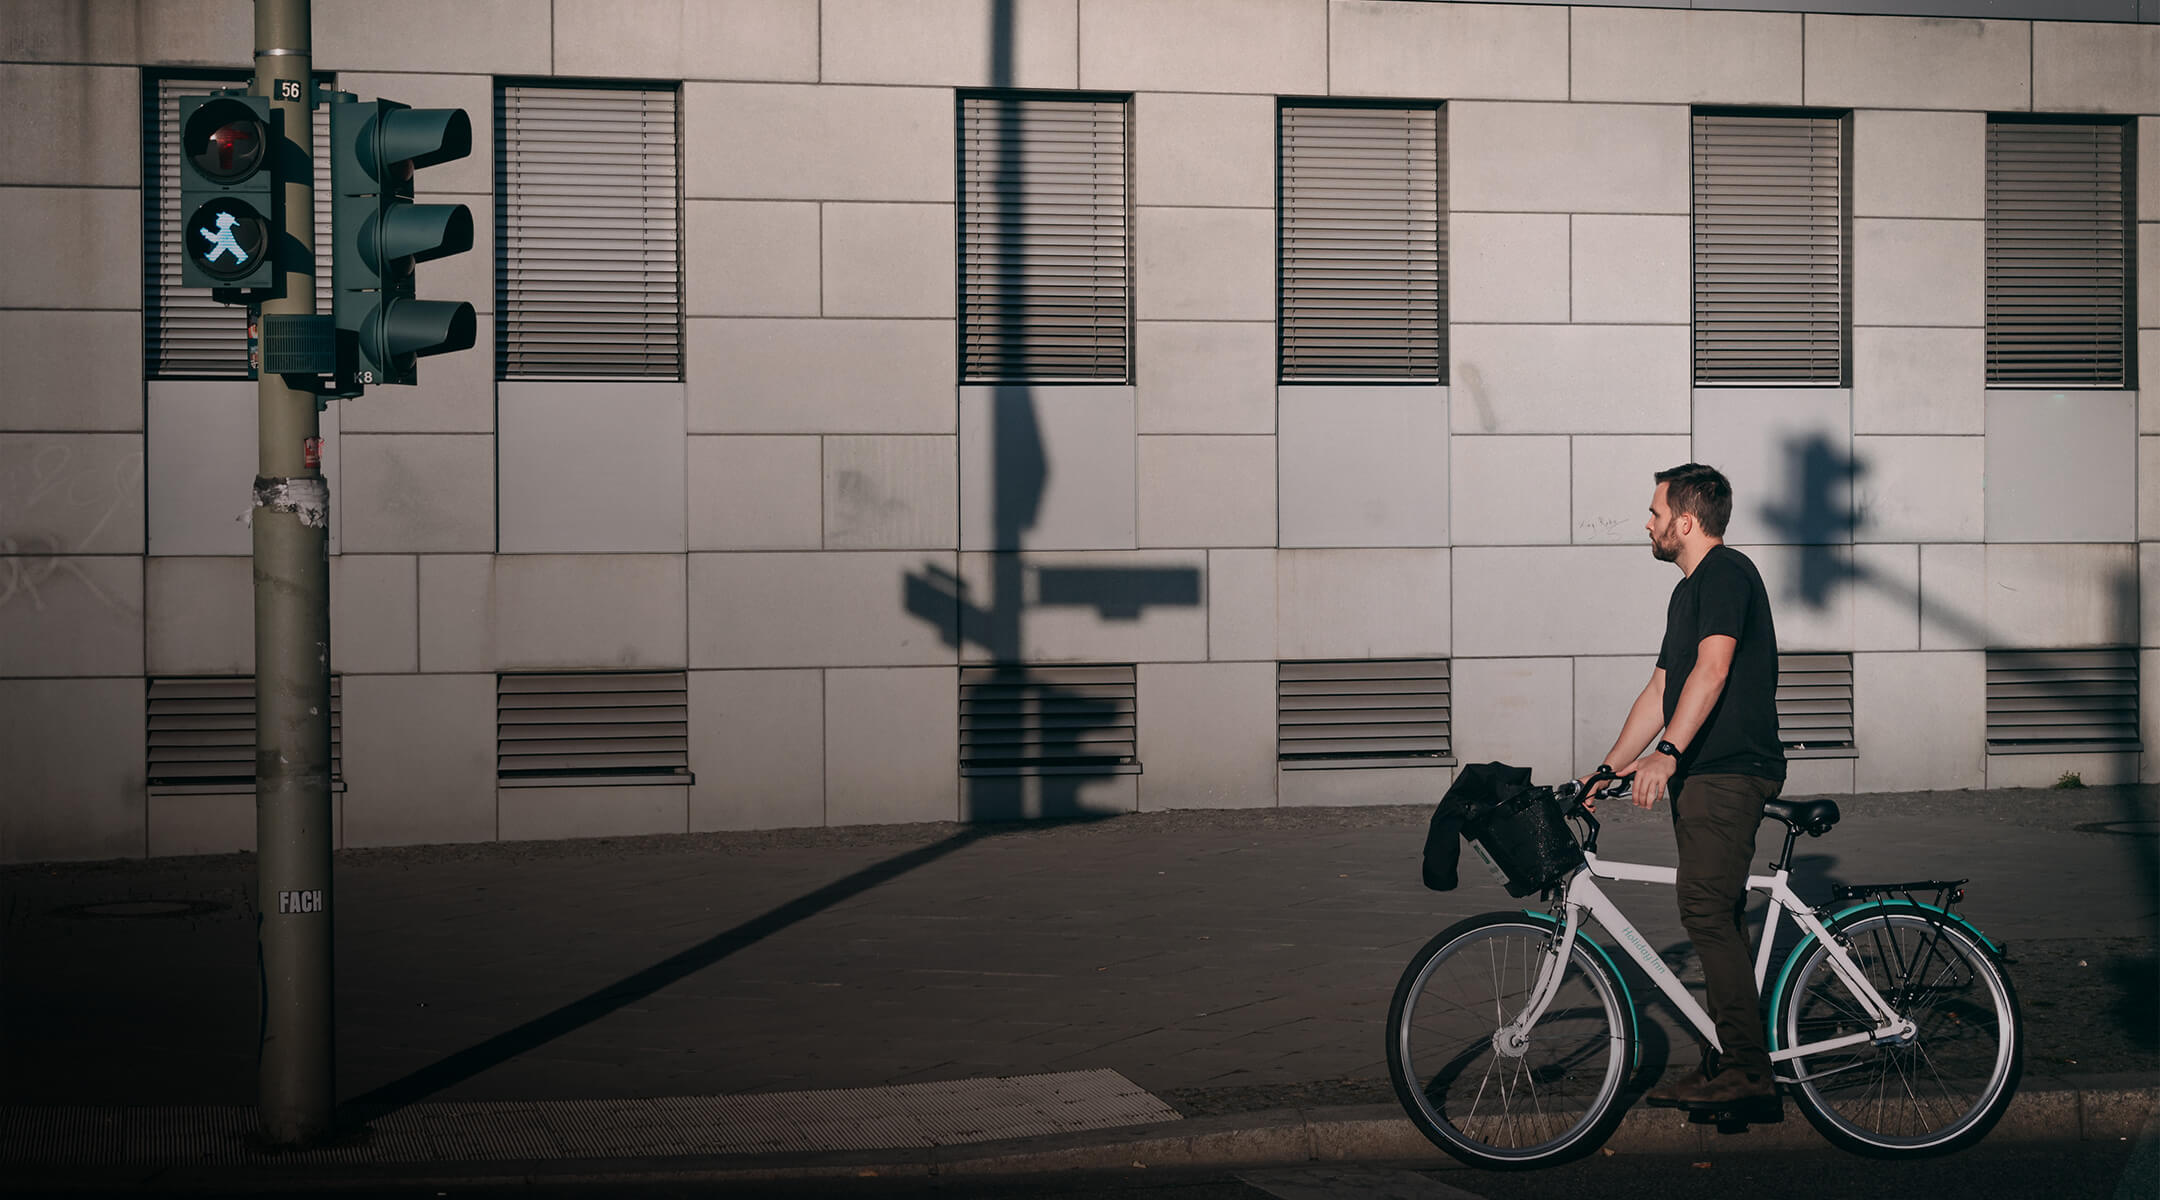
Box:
[3,784,2154,1186]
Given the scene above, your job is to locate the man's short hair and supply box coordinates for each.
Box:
[1654,463,1733,537]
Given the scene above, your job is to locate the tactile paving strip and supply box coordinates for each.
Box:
[1,1069,1180,1168]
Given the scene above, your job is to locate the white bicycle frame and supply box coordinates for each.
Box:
[1500,851,1918,1080]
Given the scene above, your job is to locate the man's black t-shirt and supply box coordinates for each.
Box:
[1657,544,1786,782]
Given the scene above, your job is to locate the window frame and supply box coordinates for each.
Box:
[954,88,1135,386]
[1689,105,1853,389]
[1275,96,1447,386]
[494,77,686,383]
[1982,112,2137,390]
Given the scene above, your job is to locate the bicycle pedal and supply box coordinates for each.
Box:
[1682,1096,1784,1127]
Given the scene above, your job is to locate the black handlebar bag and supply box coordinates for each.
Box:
[1421,761,1584,897]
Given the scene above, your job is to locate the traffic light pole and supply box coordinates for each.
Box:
[251,0,335,1147]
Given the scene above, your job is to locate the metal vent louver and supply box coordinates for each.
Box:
[1692,111,1844,385]
[959,94,1131,383]
[1985,649,2141,755]
[959,666,1139,775]
[1279,102,1444,382]
[497,672,692,785]
[1278,659,1452,769]
[1985,120,2131,387]
[1777,653,1856,759]
[147,676,342,792]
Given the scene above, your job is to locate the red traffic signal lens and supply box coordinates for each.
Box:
[184,100,268,184]
[183,199,271,282]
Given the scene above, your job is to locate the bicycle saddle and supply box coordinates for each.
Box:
[1762,797,1840,836]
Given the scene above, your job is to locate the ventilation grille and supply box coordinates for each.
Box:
[1777,653,1856,759]
[1278,102,1444,382]
[959,666,1139,776]
[497,672,693,786]
[1985,120,2131,387]
[1986,649,2141,755]
[959,94,1131,383]
[147,676,343,793]
[1692,111,1844,385]
[497,84,683,380]
[144,74,335,378]
[1278,659,1452,769]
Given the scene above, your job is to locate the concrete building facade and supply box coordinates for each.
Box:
[3,0,2158,863]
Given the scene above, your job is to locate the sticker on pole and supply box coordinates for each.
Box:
[277,889,325,914]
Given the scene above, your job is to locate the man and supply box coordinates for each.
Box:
[1584,463,1787,1115]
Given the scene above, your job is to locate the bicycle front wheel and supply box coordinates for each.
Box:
[1386,913,1635,1169]
[1777,909,2022,1157]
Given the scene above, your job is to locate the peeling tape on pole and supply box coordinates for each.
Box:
[252,476,330,529]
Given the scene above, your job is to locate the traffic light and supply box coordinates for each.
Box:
[177,93,277,294]
[329,98,477,387]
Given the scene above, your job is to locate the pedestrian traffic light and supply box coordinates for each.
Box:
[329,98,477,388]
[177,93,277,294]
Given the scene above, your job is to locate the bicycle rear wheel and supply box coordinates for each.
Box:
[1777,909,2022,1157]
[1385,913,1635,1169]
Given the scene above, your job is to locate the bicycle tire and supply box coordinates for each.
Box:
[1776,908,2022,1157]
[1385,912,1636,1169]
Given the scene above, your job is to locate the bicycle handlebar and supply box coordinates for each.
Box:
[1554,765,1630,855]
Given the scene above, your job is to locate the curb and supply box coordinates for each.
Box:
[22,1079,2155,1193]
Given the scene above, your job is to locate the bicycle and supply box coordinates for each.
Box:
[1385,766,2022,1169]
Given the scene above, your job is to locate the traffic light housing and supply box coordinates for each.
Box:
[177,93,277,294]
[329,98,477,387]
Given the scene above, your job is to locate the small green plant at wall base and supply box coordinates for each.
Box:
[2053,771,2085,789]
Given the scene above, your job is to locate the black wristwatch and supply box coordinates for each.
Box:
[1655,740,1683,760]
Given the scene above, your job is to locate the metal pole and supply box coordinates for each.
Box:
[251,0,334,1147]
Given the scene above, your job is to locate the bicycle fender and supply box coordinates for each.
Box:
[1520,909,1639,1068]
[1765,899,2001,1051]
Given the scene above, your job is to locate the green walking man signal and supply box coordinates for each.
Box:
[329,98,478,388]
[178,94,277,294]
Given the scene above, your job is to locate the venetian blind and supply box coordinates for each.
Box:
[1985,120,2131,387]
[143,74,333,378]
[1692,112,1844,385]
[959,94,1130,382]
[1279,104,1443,382]
[497,84,682,379]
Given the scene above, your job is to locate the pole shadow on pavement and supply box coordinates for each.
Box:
[342,826,998,1119]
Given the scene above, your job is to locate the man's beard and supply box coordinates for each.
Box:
[1650,530,1679,562]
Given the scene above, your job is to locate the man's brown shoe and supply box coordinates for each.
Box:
[1649,1068,1781,1121]
[1644,1068,1708,1108]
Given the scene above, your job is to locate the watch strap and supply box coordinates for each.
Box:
[1655,740,1682,759]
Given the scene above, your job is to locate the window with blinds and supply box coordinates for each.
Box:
[497,84,682,380]
[1692,110,1846,385]
[143,73,334,378]
[497,672,693,785]
[1985,649,2141,755]
[1277,659,1452,769]
[959,666,1139,775]
[958,93,1130,383]
[1279,103,1443,383]
[147,676,343,793]
[1985,119,2133,387]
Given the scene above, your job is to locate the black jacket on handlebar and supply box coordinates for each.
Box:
[1420,761,1536,891]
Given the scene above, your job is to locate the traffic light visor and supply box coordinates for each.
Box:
[378,107,472,173]
[183,98,268,184]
